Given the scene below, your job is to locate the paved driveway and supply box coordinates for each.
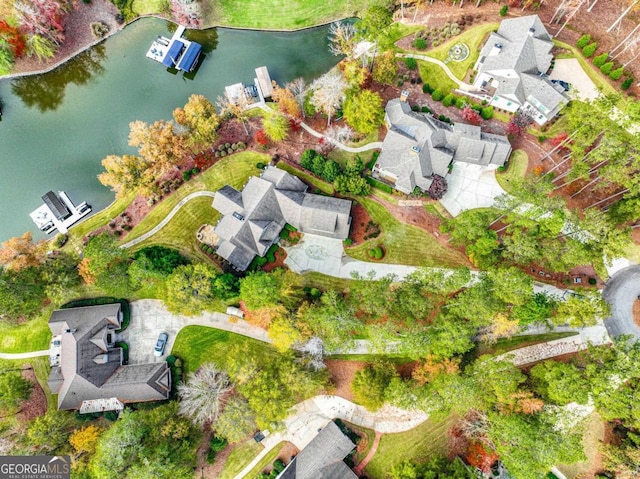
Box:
[603,265,640,339]
[116,300,271,365]
[440,163,506,217]
[549,58,599,102]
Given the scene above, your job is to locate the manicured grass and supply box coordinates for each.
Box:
[170,325,276,374]
[418,61,457,94]
[473,332,579,358]
[66,192,136,251]
[299,272,353,292]
[495,149,528,194]
[207,0,371,29]
[242,442,288,478]
[31,356,57,410]
[346,197,469,268]
[132,0,167,14]
[419,23,499,81]
[364,414,457,478]
[218,440,262,479]
[128,196,220,264]
[276,162,335,195]
[0,310,52,353]
[123,152,267,244]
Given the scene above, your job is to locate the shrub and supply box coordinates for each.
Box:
[422,83,432,94]
[104,411,119,421]
[438,114,446,121]
[455,97,467,109]
[582,42,597,57]
[621,77,634,90]
[220,150,227,157]
[405,57,417,70]
[576,34,591,49]
[421,106,431,113]
[480,106,494,120]
[609,66,624,80]
[256,162,265,169]
[343,238,353,246]
[537,135,547,143]
[54,234,68,248]
[225,143,231,149]
[588,277,597,285]
[300,149,317,170]
[90,21,109,38]
[413,37,427,50]
[431,88,445,101]
[442,93,456,107]
[593,52,608,67]
[600,62,614,75]
[237,142,246,150]
[373,246,384,259]
[499,5,508,16]
[412,105,419,111]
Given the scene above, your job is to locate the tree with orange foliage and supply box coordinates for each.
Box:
[466,441,499,473]
[271,84,301,118]
[77,257,95,285]
[412,355,460,385]
[0,232,46,272]
[502,391,544,415]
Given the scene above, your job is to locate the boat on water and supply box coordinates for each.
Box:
[29,191,91,234]
[146,25,202,72]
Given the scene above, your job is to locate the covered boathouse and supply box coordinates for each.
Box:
[146,25,203,73]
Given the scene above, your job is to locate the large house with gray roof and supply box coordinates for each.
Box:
[473,15,568,125]
[212,166,352,270]
[47,304,171,412]
[277,421,357,479]
[373,98,511,194]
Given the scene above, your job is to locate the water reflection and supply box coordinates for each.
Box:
[184,27,219,54]
[11,43,107,112]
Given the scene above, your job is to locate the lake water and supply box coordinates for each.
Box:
[0,18,339,242]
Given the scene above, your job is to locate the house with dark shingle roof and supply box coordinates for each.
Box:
[473,15,568,125]
[212,166,351,271]
[277,421,357,479]
[373,98,511,194]
[47,304,171,411]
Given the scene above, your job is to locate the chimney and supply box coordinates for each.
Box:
[400,90,409,102]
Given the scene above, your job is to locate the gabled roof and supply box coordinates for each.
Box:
[213,167,351,270]
[277,422,357,479]
[377,99,511,193]
[48,304,170,410]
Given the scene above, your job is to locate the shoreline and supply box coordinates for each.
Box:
[0,14,354,82]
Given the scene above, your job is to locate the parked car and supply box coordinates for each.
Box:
[154,332,168,357]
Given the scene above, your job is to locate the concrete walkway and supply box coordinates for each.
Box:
[396,53,474,91]
[283,233,418,280]
[440,163,507,217]
[233,395,428,479]
[0,350,50,360]
[120,191,216,249]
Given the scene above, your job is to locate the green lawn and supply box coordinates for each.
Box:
[132,0,167,14]
[205,0,371,29]
[473,332,579,358]
[495,149,528,194]
[556,412,605,479]
[364,415,457,478]
[170,325,276,374]
[418,23,499,81]
[346,197,469,268]
[0,310,52,354]
[242,441,288,478]
[299,272,353,292]
[218,440,263,479]
[32,356,57,410]
[418,61,457,94]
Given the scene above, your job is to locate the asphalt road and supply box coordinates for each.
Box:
[603,265,640,338]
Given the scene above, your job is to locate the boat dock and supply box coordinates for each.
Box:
[146,25,203,72]
[29,191,91,234]
[224,65,274,110]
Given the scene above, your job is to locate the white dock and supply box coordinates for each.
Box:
[29,191,91,234]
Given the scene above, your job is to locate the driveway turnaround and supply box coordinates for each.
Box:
[549,58,599,102]
[116,300,271,364]
[440,163,506,217]
[603,265,640,339]
[284,234,417,280]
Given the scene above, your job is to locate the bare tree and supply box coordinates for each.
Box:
[178,364,232,427]
[328,21,356,58]
[286,77,307,118]
[309,70,348,126]
[325,124,354,145]
[216,94,251,135]
[607,0,640,33]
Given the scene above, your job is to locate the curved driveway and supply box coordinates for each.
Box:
[603,265,640,338]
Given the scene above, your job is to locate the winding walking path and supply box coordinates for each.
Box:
[396,53,474,91]
[0,350,50,360]
[120,191,216,249]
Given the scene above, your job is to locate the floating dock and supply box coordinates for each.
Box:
[223,66,273,110]
[146,25,203,72]
[29,191,91,234]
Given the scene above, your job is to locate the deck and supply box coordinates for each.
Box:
[145,25,202,72]
[29,191,92,234]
